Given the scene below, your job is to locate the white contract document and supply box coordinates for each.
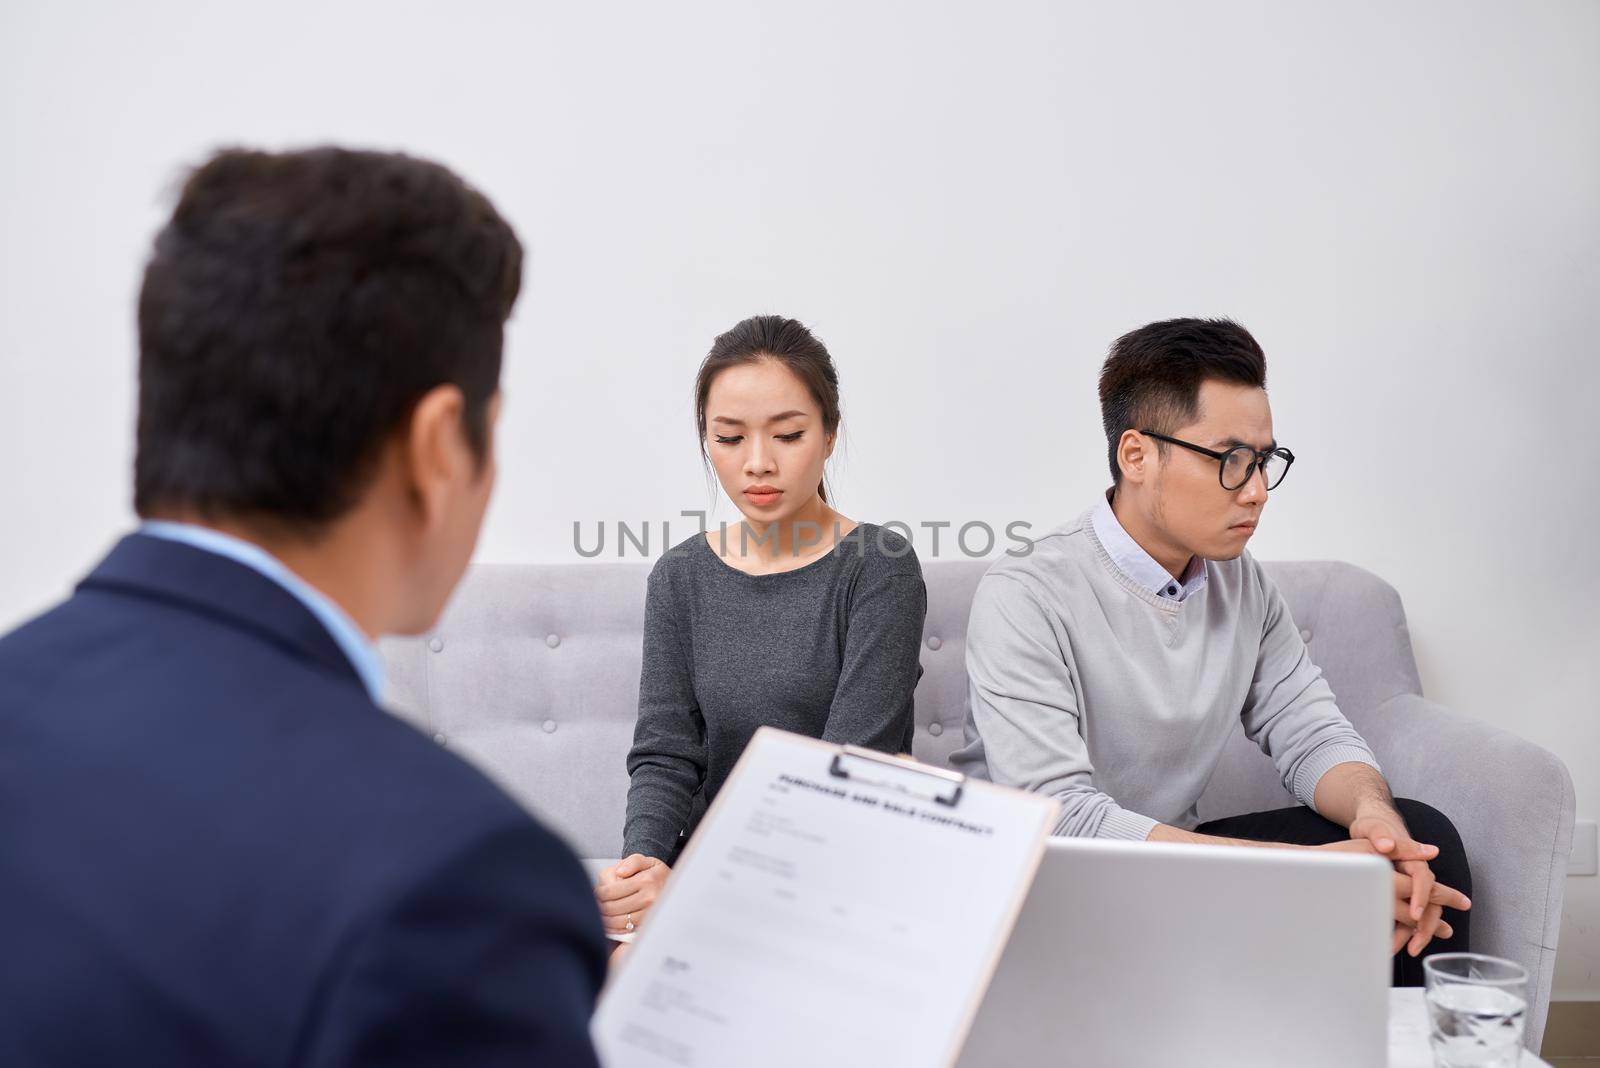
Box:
[592,727,1059,1068]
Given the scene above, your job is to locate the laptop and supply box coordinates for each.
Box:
[956,836,1393,1067]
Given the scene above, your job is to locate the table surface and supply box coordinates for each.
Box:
[1389,988,1550,1067]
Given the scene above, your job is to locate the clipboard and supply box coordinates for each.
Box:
[592,727,1059,1068]
[827,743,966,807]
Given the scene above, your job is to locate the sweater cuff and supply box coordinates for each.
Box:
[1092,806,1160,842]
[621,823,682,863]
[1292,744,1384,809]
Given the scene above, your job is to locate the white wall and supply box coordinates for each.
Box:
[4,0,1597,996]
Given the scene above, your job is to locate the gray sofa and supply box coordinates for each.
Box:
[380,558,1575,1051]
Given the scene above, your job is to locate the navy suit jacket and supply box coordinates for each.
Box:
[0,533,607,1066]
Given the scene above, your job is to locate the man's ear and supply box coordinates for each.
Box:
[1117,429,1151,486]
[402,384,471,527]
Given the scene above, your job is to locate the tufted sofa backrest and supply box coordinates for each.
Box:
[381,559,1420,859]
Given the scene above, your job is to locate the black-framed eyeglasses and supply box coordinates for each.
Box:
[1139,430,1295,491]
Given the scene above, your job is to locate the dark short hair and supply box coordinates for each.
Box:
[694,315,842,502]
[1097,318,1267,483]
[134,146,522,530]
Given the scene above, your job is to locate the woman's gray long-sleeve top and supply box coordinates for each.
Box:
[621,524,928,860]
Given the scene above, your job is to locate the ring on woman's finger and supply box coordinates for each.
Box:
[626,913,635,932]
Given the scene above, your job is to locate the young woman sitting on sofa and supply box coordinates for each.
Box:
[592,314,928,936]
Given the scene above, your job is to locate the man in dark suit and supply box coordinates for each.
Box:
[0,148,607,1066]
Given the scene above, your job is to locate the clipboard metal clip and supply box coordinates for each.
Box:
[827,745,966,808]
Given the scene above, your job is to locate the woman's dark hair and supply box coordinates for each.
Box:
[134,146,522,532]
[1097,317,1267,483]
[694,315,841,502]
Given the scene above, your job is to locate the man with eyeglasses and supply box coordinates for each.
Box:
[950,318,1471,984]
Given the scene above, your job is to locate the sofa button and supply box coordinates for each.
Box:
[432,732,447,746]
[545,633,561,649]
[928,721,944,737]
[542,719,558,734]
[1300,628,1312,642]
[428,637,444,653]
[926,636,942,651]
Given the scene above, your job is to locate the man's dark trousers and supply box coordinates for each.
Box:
[1197,798,1471,986]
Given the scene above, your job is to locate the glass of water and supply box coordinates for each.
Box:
[1424,953,1529,1068]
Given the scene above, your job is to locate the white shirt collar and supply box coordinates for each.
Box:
[139,521,386,703]
[1091,493,1208,602]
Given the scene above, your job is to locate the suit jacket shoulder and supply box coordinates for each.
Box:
[0,534,605,1066]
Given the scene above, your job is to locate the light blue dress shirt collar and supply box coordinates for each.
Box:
[1091,493,1208,602]
[139,520,386,704]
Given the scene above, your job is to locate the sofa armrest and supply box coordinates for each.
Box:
[1352,692,1574,1052]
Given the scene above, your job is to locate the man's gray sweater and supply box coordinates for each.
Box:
[950,509,1380,839]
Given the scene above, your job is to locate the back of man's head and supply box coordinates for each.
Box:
[1097,318,1267,484]
[135,147,522,531]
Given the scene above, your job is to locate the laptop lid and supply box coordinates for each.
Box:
[956,836,1392,1068]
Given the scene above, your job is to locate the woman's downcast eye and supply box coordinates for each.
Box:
[713,431,804,445]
